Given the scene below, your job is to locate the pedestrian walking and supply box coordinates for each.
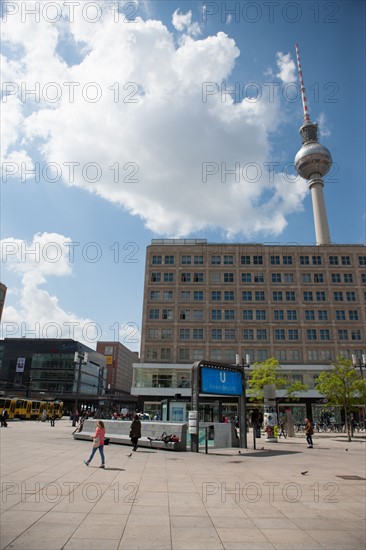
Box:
[305,418,314,448]
[50,412,56,427]
[129,414,141,451]
[1,408,8,427]
[84,420,106,468]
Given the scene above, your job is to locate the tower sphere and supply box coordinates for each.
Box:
[295,141,332,180]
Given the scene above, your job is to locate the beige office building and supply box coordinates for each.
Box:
[140,240,366,366]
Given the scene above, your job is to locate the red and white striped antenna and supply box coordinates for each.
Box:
[295,43,311,124]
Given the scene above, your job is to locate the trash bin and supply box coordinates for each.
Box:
[208,425,215,440]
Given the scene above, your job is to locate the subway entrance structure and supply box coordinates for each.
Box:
[190,360,247,452]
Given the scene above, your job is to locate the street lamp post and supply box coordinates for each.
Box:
[352,354,365,379]
[73,351,88,427]
[236,353,251,449]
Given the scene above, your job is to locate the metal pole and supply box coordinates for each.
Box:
[237,355,248,449]
[72,355,83,427]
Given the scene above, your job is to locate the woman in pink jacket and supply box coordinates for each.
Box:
[84,420,106,468]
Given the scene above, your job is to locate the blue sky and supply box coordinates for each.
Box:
[1,0,365,352]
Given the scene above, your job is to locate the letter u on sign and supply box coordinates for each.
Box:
[219,372,226,383]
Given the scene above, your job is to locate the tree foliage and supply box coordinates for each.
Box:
[315,356,366,441]
[248,357,308,401]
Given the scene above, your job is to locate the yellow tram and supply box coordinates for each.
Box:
[0,398,63,420]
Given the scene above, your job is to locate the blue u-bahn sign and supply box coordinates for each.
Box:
[201,367,242,396]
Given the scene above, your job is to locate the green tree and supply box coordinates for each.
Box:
[315,356,366,442]
[248,357,308,402]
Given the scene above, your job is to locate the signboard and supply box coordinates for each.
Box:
[16,357,26,373]
[106,356,113,365]
[201,367,242,396]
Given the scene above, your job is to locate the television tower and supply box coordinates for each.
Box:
[294,44,332,245]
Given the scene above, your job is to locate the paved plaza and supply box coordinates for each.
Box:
[0,419,365,550]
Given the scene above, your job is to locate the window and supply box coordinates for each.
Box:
[181,255,191,265]
[284,273,294,283]
[319,350,332,361]
[320,330,330,341]
[241,273,252,283]
[164,273,174,283]
[194,291,204,301]
[286,291,296,301]
[349,310,359,321]
[163,291,173,301]
[179,349,190,361]
[363,274,366,283]
[255,291,265,301]
[334,291,343,301]
[243,310,253,320]
[288,329,299,340]
[274,310,284,320]
[151,272,161,282]
[338,329,348,340]
[180,309,190,320]
[283,256,293,265]
[341,256,351,265]
[147,348,158,360]
[212,329,222,340]
[344,274,353,283]
[288,350,300,361]
[225,329,236,340]
[308,350,318,360]
[257,349,268,361]
[161,329,172,340]
[194,255,204,265]
[351,330,361,340]
[211,272,221,283]
[287,310,297,321]
[192,349,204,361]
[273,291,283,301]
[193,273,204,283]
[162,309,173,319]
[224,273,234,283]
[316,291,326,301]
[148,328,159,339]
[211,310,222,321]
[193,310,204,320]
[243,329,254,340]
[301,273,311,283]
[161,348,172,360]
[181,273,191,283]
[224,291,235,301]
[257,329,267,340]
[331,273,341,283]
[303,291,313,301]
[307,329,317,340]
[300,255,309,265]
[193,329,204,340]
[272,273,281,283]
[224,309,235,320]
[181,291,191,301]
[149,309,159,319]
[270,255,280,265]
[152,255,162,265]
[275,329,285,340]
[254,273,264,283]
[164,255,174,265]
[318,310,328,321]
[180,329,190,340]
[241,255,250,265]
[253,255,263,265]
[329,256,338,265]
[211,255,221,265]
[276,350,287,361]
[224,350,236,363]
[242,291,252,302]
[224,255,234,265]
[346,292,356,301]
[335,310,346,321]
[305,310,315,321]
[312,255,322,265]
[212,291,221,301]
[150,291,160,300]
[314,273,324,283]
[256,310,266,320]
[359,256,366,266]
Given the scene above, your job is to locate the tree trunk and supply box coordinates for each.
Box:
[344,401,351,442]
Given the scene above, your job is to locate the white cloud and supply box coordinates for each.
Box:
[276,51,296,84]
[318,113,331,137]
[2,5,307,238]
[172,9,202,36]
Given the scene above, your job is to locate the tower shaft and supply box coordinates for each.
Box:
[309,178,331,245]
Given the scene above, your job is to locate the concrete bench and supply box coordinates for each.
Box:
[73,419,187,451]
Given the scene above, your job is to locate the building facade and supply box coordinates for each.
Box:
[96,341,139,395]
[131,240,366,421]
[0,283,7,322]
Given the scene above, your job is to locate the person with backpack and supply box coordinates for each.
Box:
[1,408,8,427]
[129,414,141,451]
[305,418,314,448]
